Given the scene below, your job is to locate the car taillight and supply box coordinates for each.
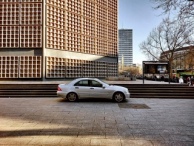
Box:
[58,87,62,91]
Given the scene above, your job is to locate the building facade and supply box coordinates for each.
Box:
[118,29,133,67]
[160,46,194,71]
[0,0,118,80]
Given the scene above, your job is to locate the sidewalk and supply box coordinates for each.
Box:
[0,98,193,146]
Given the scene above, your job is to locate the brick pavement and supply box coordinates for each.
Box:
[0,98,194,146]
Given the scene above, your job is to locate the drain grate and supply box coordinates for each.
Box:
[118,103,151,109]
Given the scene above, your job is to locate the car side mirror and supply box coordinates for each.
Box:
[102,85,106,89]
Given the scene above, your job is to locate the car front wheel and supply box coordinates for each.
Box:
[113,92,125,102]
[67,92,77,102]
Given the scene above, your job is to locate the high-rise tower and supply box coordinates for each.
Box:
[118,29,133,67]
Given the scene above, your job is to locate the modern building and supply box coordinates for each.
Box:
[0,0,118,80]
[118,29,133,67]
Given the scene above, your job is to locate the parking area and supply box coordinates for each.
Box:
[0,98,194,146]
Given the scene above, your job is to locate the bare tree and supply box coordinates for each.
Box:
[139,18,194,77]
[121,66,141,76]
[151,0,194,19]
[184,47,194,69]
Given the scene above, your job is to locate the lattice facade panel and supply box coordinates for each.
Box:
[46,27,66,50]
[83,0,95,19]
[108,0,117,11]
[96,3,107,24]
[83,17,95,37]
[21,0,42,2]
[46,0,118,57]
[66,58,83,78]
[82,60,96,78]
[0,0,20,2]
[0,56,41,78]
[65,12,82,34]
[46,4,66,29]
[66,31,81,52]
[83,36,95,54]
[20,3,42,25]
[0,1,42,49]
[0,56,19,78]
[108,10,117,29]
[46,0,66,8]
[20,26,42,48]
[46,56,118,79]
[96,61,107,78]
[46,57,66,78]
[66,0,81,14]
[107,62,118,77]
[19,56,41,78]
[0,3,20,25]
[0,26,19,48]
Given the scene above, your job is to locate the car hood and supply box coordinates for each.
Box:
[108,85,128,90]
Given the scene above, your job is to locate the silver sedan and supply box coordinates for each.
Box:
[57,78,130,102]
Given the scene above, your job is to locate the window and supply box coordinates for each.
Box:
[91,80,102,87]
[74,80,89,86]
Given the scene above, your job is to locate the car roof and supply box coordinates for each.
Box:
[76,78,98,80]
[68,78,101,85]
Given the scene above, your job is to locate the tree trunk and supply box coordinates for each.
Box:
[169,58,173,79]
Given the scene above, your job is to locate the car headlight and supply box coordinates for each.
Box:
[125,88,129,93]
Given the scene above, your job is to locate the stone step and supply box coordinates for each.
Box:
[0,84,193,99]
[131,95,194,99]
[0,91,56,95]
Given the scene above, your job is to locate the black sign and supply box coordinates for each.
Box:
[143,62,169,74]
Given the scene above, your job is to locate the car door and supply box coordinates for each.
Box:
[90,80,108,98]
[73,80,91,98]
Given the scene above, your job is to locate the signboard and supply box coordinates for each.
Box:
[142,61,170,84]
[144,63,169,74]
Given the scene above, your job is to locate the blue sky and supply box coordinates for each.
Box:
[118,0,165,64]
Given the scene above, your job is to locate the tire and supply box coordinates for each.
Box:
[67,92,77,102]
[113,92,125,103]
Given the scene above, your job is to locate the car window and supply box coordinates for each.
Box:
[74,80,89,86]
[91,80,102,87]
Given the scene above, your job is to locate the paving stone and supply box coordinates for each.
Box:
[151,140,171,146]
[157,141,193,146]
[60,137,91,146]
[78,131,105,138]
[118,131,134,139]
[0,137,33,145]
[121,139,153,146]
[0,98,194,145]
[170,135,194,142]
[91,138,121,146]
[28,136,62,145]
[181,141,194,146]
[105,132,123,139]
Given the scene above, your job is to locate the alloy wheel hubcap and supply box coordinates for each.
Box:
[115,93,123,102]
[68,93,76,101]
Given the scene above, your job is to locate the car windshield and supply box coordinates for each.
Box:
[65,79,78,85]
[98,79,109,86]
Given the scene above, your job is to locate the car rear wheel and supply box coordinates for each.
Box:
[67,92,77,102]
[113,92,125,102]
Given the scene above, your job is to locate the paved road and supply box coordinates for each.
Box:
[0,98,194,146]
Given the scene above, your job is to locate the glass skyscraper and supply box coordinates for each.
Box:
[118,29,133,67]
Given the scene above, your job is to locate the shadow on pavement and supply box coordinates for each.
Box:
[58,98,129,103]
